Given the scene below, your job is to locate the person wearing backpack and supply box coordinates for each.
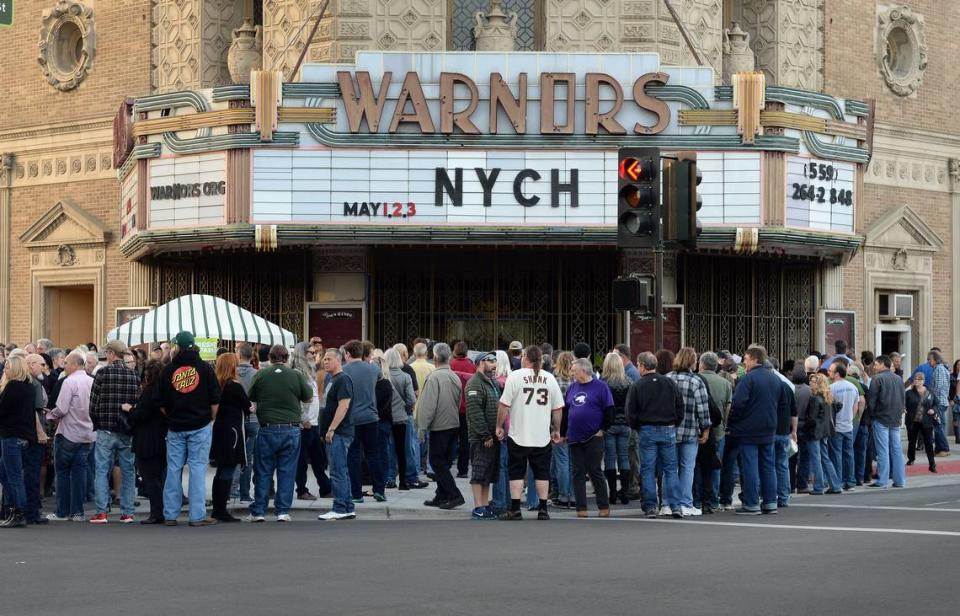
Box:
[695,352,730,514]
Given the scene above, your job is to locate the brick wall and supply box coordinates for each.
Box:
[823,0,960,133]
[7,179,129,346]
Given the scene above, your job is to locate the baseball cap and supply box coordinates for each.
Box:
[508,340,523,351]
[474,352,497,366]
[172,330,196,349]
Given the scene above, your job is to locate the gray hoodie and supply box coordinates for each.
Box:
[237,362,258,420]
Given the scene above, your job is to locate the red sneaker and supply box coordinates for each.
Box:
[89,513,109,525]
[119,515,135,524]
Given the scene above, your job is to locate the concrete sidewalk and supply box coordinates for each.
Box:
[131,459,960,522]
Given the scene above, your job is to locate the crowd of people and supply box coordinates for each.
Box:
[0,333,955,527]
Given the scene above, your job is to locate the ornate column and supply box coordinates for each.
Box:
[153,0,244,92]
[951,159,960,357]
[0,154,10,343]
[736,0,823,90]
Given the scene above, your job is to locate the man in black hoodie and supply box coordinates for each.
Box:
[157,331,221,526]
[625,351,684,519]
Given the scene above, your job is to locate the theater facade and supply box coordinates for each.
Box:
[110,49,876,360]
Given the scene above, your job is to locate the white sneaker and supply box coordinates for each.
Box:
[242,514,265,523]
[681,506,702,517]
[317,511,356,521]
[276,514,292,523]
[70,515,85,522]
[658,506,672,517]
[46,513,70,522]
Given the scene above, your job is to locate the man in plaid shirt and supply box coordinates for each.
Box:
[667,348,711,517]
[89,340,140,524]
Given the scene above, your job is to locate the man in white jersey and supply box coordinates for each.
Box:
[495,345,564,521]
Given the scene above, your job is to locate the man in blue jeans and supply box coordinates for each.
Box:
[725,346,785,515]
[828,361,861,490]
[866,355,907,488]
[625,352,684,518]
[246,344,312,522]
[318,348,356,520]
[157,331,221,526]
[88,340,140,525]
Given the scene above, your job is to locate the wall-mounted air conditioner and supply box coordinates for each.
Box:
[878,293,913,320]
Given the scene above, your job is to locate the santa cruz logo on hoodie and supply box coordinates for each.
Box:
[171,366,200,394]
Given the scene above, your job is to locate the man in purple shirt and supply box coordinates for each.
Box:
[45,352,96,521]
[564,358,615,517]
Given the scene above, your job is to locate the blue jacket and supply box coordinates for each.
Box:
[727,366,786,444]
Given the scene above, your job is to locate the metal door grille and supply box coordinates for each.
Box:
[681,255,816,362]
[373,248,616,354]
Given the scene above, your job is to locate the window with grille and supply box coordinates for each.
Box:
[448,0,540,51]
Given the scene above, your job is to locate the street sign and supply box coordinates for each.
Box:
[0,1,12,27]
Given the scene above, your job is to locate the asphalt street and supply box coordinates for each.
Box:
[2,481,958,616]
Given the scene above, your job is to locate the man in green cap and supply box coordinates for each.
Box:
[157,331,221,526]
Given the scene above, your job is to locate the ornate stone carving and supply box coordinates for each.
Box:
[56,244,77,267]
[737,0,823,91]
[37,1,97,91]
[547,0,621,53]
[370,0,445,55]
[891,248,908,271]
[723,22,755,82]
[153,0,241,92]
[474,0,518,52]
[877,5,927,97]
[228,19,263,84]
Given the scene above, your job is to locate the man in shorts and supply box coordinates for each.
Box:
[496,345,564,521]
[465,352,501,519]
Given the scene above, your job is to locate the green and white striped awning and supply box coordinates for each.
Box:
[106,294,296,347]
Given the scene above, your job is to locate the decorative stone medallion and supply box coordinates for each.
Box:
[38,1,96,92]
[877,5,927,97]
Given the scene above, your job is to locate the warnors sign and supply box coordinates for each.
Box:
[337,70,671,136]
[151,181,225,201]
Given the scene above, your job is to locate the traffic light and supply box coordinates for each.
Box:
[617,147,660,249]
[662,152,702,248]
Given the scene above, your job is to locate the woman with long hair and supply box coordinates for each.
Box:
[291,341,329,500]
[549,351,576,508]
[491,350,514,513]
[805,373,842,494]
[384,348,416,490]
[601,352,632,505]
[905,372,938,473]
[373,354,407,492]
[494,350,512,389]
[122,359,167,524]
[0,356,39,528]
[667,347,711,516]
[210,353,249,522]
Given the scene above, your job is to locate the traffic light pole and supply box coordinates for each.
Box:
[653,240,664,352]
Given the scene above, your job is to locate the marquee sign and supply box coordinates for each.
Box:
[785,156,855,232]
[149,153,225,228]
[251,149,761,226]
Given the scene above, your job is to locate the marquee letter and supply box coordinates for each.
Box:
[489,72,527,134]
[389,72,436,134]
[551,169,579,208]
[632,72,671,135]
[337,71,392,133]
[513,169,541,207]
[435,168,463,207]
[440,73,481,135]
[540,73,576,135]
[585,73,626,135]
